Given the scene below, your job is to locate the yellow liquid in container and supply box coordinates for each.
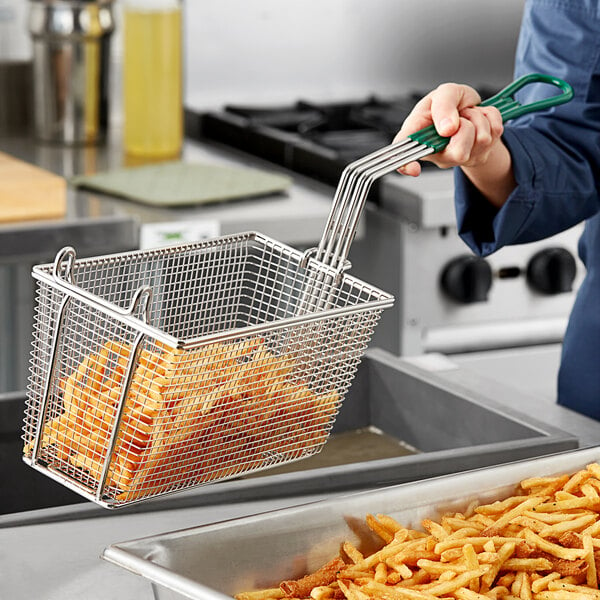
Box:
[123,6,182,158]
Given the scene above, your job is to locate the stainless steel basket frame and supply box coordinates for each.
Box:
[23,231,393,508]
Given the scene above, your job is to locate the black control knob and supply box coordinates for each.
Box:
[441,255,493,304]
[526,247,577,295]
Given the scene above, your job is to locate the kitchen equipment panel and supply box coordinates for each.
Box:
[349,177,584,356]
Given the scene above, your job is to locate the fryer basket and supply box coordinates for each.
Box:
[22,232,393,508]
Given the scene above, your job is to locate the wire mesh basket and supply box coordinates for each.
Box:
[23,231,393,508]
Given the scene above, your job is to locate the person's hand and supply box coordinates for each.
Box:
[394,83,504,177]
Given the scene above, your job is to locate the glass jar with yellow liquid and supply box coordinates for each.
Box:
[123,0,182,158]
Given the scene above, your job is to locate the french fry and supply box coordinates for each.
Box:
[27,335,340,501]
[454,588,490,600]
[539,514,597,538]
[377,514,404,536]
[367,513,396,544]
[535,591,600,600]
[531,572,562,593]
[480,542,515,593]
[342,542,364,565]
[481,497,546,536]
[535,498,600,512]
[584,534,598,589]
[547,580,600,596]
[523,530,587,560]
[280,557,345,598]
[476,496,530,515]
[235,589,285,600]
[426,567,487,595]
[500,558,554,571]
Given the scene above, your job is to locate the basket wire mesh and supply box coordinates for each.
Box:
[23,232,393,508]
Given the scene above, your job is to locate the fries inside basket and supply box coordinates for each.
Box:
[237,462,600,600]
[24,335,341,504]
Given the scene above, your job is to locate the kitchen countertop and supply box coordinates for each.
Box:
[0,492,333,600]
[0,132,338,253]
[0,131,342,398]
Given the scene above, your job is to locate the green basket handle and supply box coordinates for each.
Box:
[408,73,574,152]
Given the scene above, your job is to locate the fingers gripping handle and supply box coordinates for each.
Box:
[407,73,574,153]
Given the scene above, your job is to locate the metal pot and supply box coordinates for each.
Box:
[28,0,115,145]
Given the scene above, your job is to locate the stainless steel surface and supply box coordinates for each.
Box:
[404,352,600,448]
[0,493,330,600]
[0,134,339,399]
[24,233,392,507]
[5,347,588,516]
[28,0,114,144]
[0,135,338,247]
[103,446,600,600]
[452,344,563,403]
[424,317,569,354]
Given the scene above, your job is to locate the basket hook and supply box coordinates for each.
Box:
[52,246,76,284]
[127,286,153,324]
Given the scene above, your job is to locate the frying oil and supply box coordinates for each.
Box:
[123,0,182,158]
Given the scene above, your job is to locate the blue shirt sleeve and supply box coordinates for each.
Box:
[455,0,600,257]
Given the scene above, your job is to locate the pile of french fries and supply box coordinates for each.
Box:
[237,463,600,600]
[24,336,339,501]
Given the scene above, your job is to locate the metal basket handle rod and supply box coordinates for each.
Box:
[314,136,422,269]
[319,142,433,271]
[314,73,573,273]
[96,329,148,500]
[295,140,429,316]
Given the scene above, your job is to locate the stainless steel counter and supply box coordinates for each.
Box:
[0,493,332,600]
[0,133,337,249]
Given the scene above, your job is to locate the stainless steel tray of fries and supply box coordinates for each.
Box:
[103,446,600,600]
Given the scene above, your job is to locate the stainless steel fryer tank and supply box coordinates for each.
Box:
[2,347,578,514]
[242,346,578,496]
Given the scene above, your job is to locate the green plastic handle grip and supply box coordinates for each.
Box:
[407,73,574,152]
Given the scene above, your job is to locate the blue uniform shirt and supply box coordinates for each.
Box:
[454,0,600,418]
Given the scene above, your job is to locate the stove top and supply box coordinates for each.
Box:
[185,94,444,197]
[185,88,499,199]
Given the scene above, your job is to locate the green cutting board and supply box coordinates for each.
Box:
[70,161,292,207]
